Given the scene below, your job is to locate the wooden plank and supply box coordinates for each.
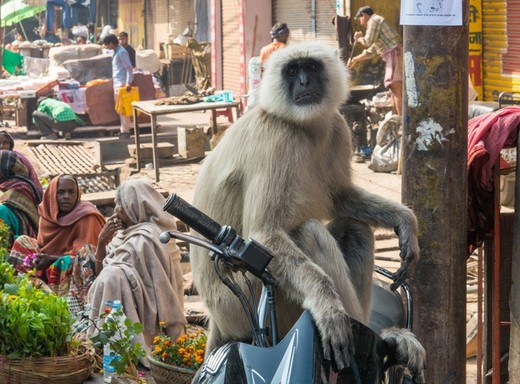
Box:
[83,188,170,206]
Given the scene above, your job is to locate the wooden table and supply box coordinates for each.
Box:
[132,99,241,182]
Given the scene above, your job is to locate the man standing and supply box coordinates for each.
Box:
[118,31,136,67]
[348,6,403,116]
[33,97,82,140]
[259,23,290,74]
[103,34,134,138]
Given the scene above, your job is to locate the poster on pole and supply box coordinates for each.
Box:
[400,0,463,26]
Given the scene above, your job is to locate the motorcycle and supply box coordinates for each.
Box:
[161,193,414,383]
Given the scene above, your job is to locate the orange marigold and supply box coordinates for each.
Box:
[151,326,208,370]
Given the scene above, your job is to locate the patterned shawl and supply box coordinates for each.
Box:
[0,151,40,237]
[0,131,43,195]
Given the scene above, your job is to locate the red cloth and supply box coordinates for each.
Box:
[37,175,106,255]
[467,106,520,256]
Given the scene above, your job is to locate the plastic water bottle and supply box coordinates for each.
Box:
[103,300,125,383]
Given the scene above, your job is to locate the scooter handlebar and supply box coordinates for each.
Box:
[163,194,223,243]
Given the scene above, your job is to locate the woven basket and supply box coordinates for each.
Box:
[148,356,196,384]
[0,350,94,384]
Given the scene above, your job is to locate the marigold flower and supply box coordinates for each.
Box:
[152,327,207,369]
[159,321,166,328]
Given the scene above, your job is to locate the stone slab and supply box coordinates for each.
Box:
[127,142,176,160]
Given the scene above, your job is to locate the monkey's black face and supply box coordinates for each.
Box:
[283,58,326,106]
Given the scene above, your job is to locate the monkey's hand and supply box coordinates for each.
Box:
[391,221,420,291]
[314,304,354,372]
[381,327,426,384]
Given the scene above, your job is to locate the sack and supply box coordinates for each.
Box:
[369,137,400,173]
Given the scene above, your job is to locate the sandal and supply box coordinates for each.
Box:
[40,133,58,140]
[118,132,131,139]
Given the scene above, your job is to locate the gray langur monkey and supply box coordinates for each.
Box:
[190,41,425,382]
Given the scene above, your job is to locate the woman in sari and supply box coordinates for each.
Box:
[0,131,43,195]
[87,179,186,357]
[0,150,41,246]
[9,174,105,313]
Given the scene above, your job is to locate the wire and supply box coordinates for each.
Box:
[214,256,264,347]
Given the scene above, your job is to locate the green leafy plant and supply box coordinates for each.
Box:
[0,274,74,358]
[0,219,11,258]
[90,305,146,381]
[0,259,15,291]
[150,323,207,370]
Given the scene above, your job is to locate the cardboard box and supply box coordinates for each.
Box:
[166,44,190,60]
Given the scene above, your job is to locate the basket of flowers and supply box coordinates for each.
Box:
[148,323,207,384]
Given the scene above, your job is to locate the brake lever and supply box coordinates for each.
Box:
[160,231,224,255]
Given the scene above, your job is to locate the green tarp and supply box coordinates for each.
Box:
[1,49,23,75]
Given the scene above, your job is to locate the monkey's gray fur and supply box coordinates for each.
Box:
[190,41,425,382]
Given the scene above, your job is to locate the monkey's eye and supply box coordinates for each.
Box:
[304,62,319,72]
[286,65,299,76]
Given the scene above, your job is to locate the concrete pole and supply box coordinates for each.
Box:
[401,2,469,382]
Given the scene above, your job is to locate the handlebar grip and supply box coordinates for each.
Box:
[163,194,223,243]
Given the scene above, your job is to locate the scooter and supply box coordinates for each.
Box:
[161,194,413,383]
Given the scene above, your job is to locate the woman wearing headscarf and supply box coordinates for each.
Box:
[87,179,186,358]
[0,131,43,195]
[0,150,41,246]
[9,174,105,312]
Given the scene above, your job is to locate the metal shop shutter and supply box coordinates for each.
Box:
[273,0,337,46]
[273,0,313,43]
[221,0,242,95]
[316,0,339,49]
[482,0,520,100]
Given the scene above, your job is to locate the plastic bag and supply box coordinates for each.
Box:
[115,87,140,117]
[368,137,400,173]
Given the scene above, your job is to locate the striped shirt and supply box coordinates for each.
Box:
[358,14,401,57]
